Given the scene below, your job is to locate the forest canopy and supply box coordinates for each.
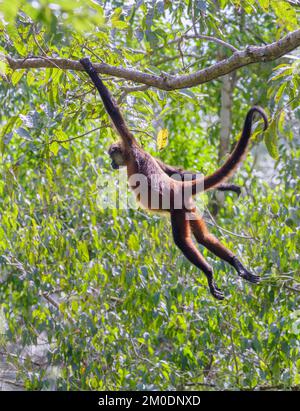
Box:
[0,0,300,391]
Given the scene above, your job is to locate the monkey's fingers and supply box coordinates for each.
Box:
[208,281,225,300]
[232,257,260,284]
[238,270,260,284]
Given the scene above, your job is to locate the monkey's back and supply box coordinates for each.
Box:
[127,147,194,212]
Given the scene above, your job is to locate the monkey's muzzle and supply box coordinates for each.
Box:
[111,161,119,170]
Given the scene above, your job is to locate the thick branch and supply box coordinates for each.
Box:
[5,29,300,90]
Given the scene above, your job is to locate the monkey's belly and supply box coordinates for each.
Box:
[130,186,194,213]
[132,189,171,211]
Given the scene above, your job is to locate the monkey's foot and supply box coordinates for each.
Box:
[239,270,260,284]
[232,257,260,284]
[209,282,225,300]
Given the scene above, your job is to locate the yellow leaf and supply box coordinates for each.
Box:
[49,141,60,156]
[157,128,169,150]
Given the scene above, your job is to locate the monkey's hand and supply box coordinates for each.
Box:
[80,57,96,73]
[208,280,225,300]
[232,257,260,284]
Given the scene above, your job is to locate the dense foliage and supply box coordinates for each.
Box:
[0,0,299,390]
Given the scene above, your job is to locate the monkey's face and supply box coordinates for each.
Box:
[108,143,126,169]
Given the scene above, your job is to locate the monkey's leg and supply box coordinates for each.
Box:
[171,210,224,300]
[190,215,260,284]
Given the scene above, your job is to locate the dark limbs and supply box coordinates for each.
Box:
[171,210,260,299]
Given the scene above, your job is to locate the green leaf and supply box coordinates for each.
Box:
[270,67,292,82]
[112,20,128,29]
[278,111,285,133]
[264,119,279,159]
[0,115,19,139]
[0,61,7,75]
[259,0,270,11]
[177,89,196,100]
[16,127,32,140]
[274,83,287,103]
[26,71,36,86]
[78,241,89,262]
[11,71,24,86]
[272,0,298,30]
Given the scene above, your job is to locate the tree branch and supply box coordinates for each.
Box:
[5,29,300,90]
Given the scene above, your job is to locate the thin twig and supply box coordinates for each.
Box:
[251,384,300,391]
[205,208,257,240]
[120,84,149,92]
[178,37,186,70]
[184,34,238,52]
[284,284,300,294]
[82,45,104,62]
[129,128,154,139]
[49,124,110,144]
[41,292,75,324]
[130,338,155,366]
[42,293,59,310]
[184,382,216,387]
[154,53,202,66]
[0,350,47,367]
[0,378,24,388]
[32,27,48,57]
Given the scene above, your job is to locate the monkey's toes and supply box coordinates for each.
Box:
[239,270,260,284]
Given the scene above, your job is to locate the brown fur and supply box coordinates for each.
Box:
[80,57,268,300]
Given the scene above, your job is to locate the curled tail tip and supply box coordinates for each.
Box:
[249,106,269,131]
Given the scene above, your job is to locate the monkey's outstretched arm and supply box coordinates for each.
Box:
[155,159,241,195]
[80,58,136,147]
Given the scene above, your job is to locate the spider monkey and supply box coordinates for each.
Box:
[109,143,242,195]
[80,57,268,300]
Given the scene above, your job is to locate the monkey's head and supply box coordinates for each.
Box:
[108,142,126,169]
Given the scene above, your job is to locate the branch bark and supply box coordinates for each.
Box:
[5,29,300,90]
